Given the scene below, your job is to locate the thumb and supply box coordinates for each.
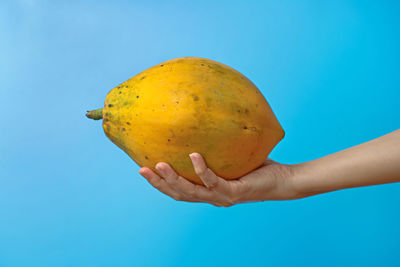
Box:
[189,153,231,194]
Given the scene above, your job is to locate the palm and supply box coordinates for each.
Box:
[231,159,293,202]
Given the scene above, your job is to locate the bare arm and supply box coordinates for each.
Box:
[291,129,400,198]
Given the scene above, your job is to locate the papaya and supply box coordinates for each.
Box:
[86,57,284,184]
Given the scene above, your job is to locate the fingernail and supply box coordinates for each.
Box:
[189,153,196,160]
[155,164,166,176]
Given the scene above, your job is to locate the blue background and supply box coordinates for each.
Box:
[1,1,399,266]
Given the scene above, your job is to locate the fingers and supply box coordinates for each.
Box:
[155,162,229,205]
[140,153,242,207]
[139,167,197,202]
[189,153,234,199]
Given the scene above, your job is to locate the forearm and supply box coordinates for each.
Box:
[291,129,400,197]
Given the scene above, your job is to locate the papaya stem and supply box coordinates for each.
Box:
[86,108,103,120]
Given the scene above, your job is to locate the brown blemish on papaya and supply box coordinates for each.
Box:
[176,101,179,104]
[122,128,126,131]
[108,104,114,107]
[140,76,146,80]
[201,64,205,66]
[125,86,128,88]
[136,96,139,98]
[126,122,131,125]
[191,94,199,101]
[103,118,109,123]
[119,91,122,94]
[160,64,164,67]
[243,126,257,131]
[145,156,149,159]
[167,139,171,142]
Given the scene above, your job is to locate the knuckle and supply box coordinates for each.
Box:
[164,177,175,186]
[150,179,162,188]
[196,167,209,177]
[206,179,219,189]
[165,175,178,185]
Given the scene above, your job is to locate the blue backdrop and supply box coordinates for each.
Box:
[1,1,399,266]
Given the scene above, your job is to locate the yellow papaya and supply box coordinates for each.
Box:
[87,57,284,184]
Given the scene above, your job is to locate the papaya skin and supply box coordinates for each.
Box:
[89,57,284,184]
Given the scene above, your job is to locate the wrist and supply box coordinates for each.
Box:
[287,162,331,199]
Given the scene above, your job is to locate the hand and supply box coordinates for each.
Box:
[138,153,298,207]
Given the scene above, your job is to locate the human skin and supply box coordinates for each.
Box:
[138,129,400,207]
